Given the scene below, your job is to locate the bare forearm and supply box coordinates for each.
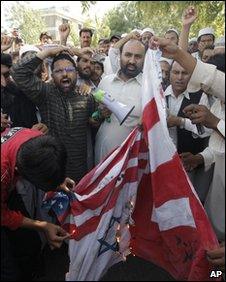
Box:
[60,38,67,46]
[174,48,197,74]
[114,34,132,49]
[178,25,190,51]
[22,217,47,231]
[36,50,51,60]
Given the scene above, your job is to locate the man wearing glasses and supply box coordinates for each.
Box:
[11,46,96,183]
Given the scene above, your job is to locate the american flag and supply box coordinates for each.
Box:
[43,49,219,281]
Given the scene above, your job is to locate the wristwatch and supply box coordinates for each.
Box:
[179,117,185,129]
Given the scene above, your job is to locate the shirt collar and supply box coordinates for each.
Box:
[112,70,142,85]
[164,85,190,100]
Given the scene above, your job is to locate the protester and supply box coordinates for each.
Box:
[79,27,93,48]
[109,34,121,47]
[188,37,198,53]
[11,46,96,182]
[95,39,145,164]
[1,127,70,280]
[91,54,105,87]
[1,49,43,129]
[165,60,212,202]
[164,28,179,45]
[1,3,225,280]
[201,45,214,62]
[108,30,141,74]
[141,27,154,50]
[159,57,171,91]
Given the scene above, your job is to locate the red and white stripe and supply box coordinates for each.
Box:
[54,50,219,281]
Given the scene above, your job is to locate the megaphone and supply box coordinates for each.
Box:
[92,89,135,125]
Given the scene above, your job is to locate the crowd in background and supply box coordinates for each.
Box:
[1,5,225,281]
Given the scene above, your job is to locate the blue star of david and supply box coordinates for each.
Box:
[97,216,121,257]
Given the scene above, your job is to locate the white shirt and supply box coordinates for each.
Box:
[201,99,225,241]
[95,71,142,164]
[187,60,225,241]
[108,47,120,74]
[103,56,114,77]
[164,85,211,147]
[187,59,225,103]
[191,51,201,61]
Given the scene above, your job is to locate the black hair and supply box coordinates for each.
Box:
[16,135,67,192]
[51,53,77,71]
[206,53,225,73]
[40,32,48,41]
[102,39,110,44]
[79,28,93,37]
[1,53,12,67]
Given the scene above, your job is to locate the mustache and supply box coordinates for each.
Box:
[126,64,137,69]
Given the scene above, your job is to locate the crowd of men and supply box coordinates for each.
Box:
[1,5,225,281]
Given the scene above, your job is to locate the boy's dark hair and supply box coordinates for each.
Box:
[16,135,67,192]
[207,53,225,73]
[51,53,77,71]
[79,28,93,37]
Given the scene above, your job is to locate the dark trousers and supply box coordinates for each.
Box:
[1,191,42,281]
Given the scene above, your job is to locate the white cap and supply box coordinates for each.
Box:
[121,33,128,38]
[215,36,225,47]
[131,29,142,35]
[19,45,40,57]
[198,27,214,40]
[141,28,155,36]
[159,57,173,66]
[189,37,197,42]
[165,28,179,36]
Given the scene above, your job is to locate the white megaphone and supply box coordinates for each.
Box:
[92,89,135,125]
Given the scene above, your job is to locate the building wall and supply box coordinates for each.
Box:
[39,7,86,41]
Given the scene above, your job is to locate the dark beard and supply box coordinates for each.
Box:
[78,70,91,80]
[121,65,141,78]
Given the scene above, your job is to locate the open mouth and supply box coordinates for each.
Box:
[61,78,71,87]
[84,68,91,73]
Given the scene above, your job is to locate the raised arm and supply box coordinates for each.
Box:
[150,36,225,102]
[108,31,141,73]
[59,23,71,46]
[10,46,70,106]
[178,6,197,51]
[1,35,14,52]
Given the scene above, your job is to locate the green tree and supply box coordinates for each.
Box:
[69,23,80,47]
[135,1,225,37]
[103,1,224,38]
[7,1,47,44]
[103,1,144,36]
[80,1,97,13]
